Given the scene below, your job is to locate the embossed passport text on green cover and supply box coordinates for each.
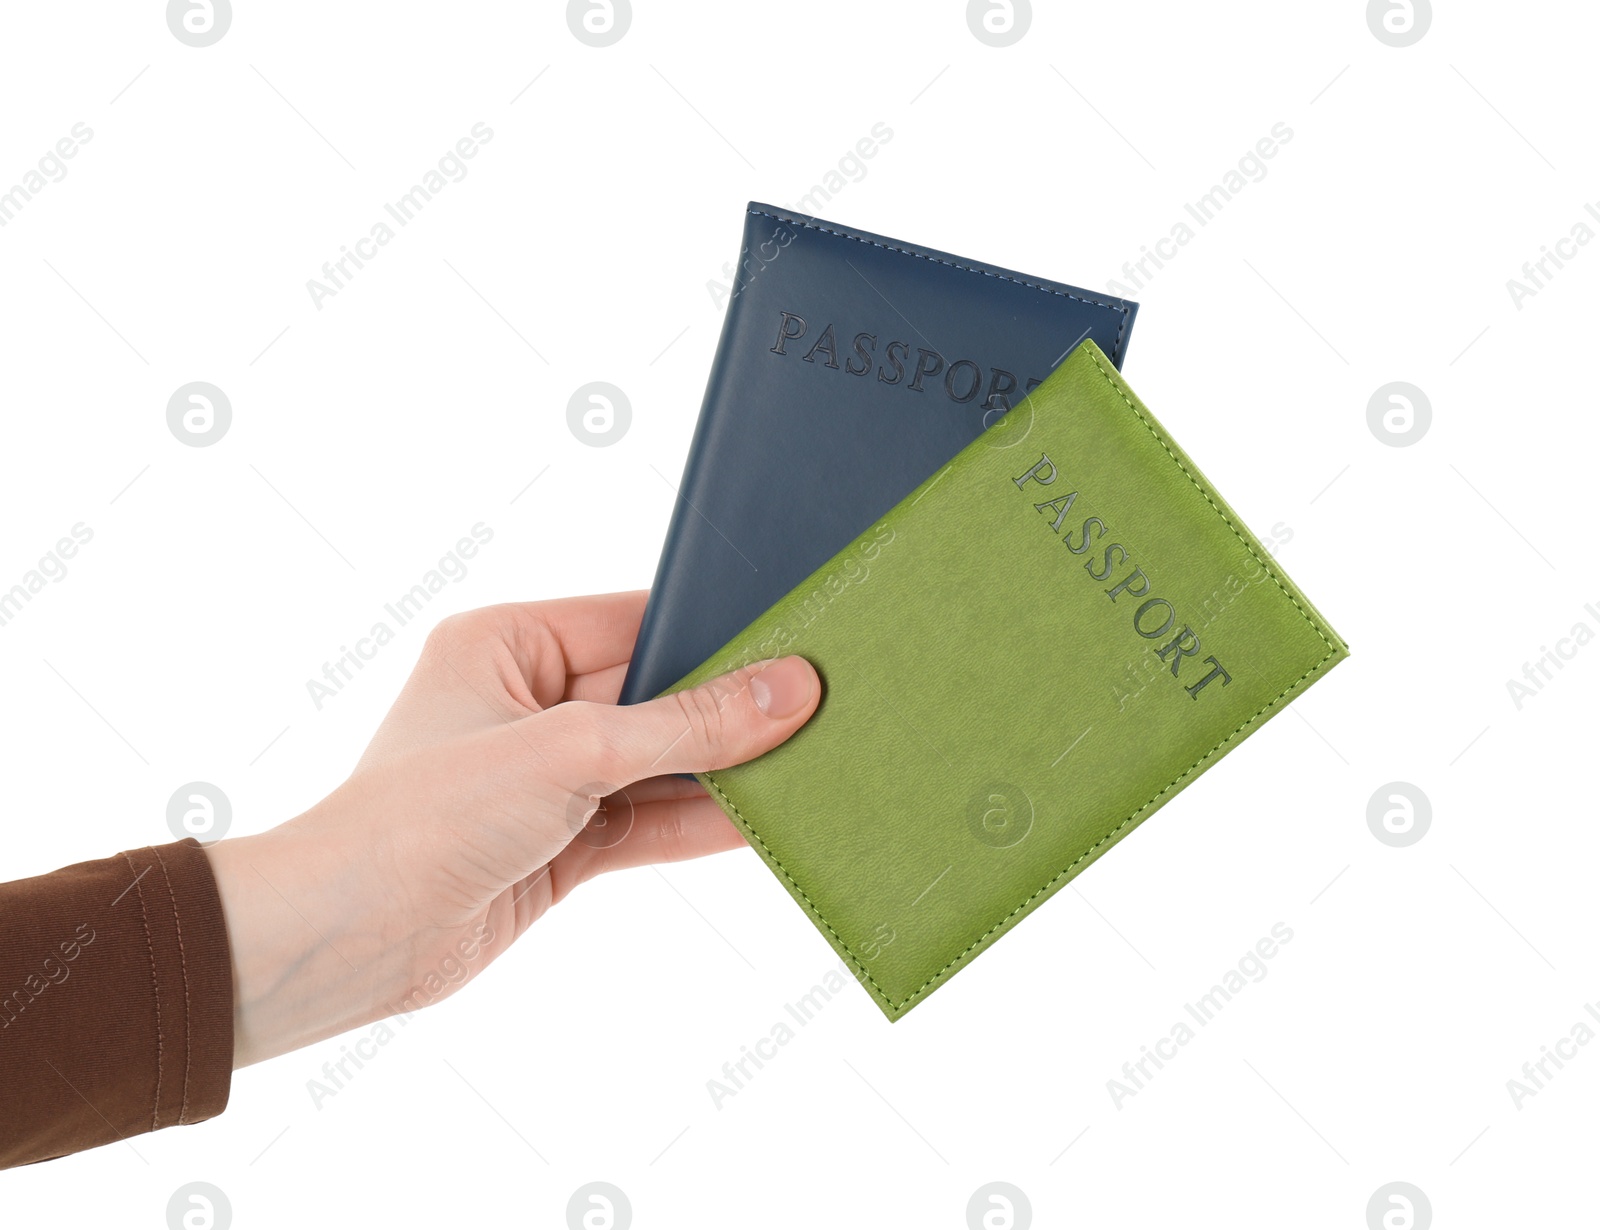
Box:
[665,341,1348,1020]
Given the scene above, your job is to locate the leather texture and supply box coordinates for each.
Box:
[666,342,1349,1020]
[619,202,1138,706]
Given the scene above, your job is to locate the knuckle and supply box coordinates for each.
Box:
[655,802,689,860]
[422,609,493,660]
[671,681,735,753]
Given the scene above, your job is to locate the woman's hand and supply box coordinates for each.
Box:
[206,591,820,1067]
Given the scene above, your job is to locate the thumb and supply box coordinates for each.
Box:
[545,656,821,786]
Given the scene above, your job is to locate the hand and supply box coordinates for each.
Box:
[205,592,820,1067]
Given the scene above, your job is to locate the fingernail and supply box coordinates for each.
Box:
[749,657,814,719]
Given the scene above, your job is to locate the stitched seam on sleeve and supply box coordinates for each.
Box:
[120,850,165,1130]
[152,847,192,1126]
[701,349,1340,1016]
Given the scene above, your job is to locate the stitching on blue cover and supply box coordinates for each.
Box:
[748,208,1134,365]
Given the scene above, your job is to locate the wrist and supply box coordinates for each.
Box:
[204,804,418,1068]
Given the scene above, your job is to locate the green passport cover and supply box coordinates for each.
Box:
[663,341,1348,1020]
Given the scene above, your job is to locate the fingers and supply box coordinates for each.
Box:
[551,793,748,900]
[533,656,821,786]
[616,773,708,805]
[501,590,648,677]
[423,593,649,712]
[561,659,630,706]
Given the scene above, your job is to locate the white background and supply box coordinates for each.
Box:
[1,2,1594,1226]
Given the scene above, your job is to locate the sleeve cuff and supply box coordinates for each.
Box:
[0,838,234,1167]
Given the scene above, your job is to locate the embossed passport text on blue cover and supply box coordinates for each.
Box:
[620,202,1139,705]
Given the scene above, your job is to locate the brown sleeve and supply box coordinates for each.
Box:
[0,839,234,1168]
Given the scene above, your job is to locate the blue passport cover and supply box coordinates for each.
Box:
[620,202,1138,706]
